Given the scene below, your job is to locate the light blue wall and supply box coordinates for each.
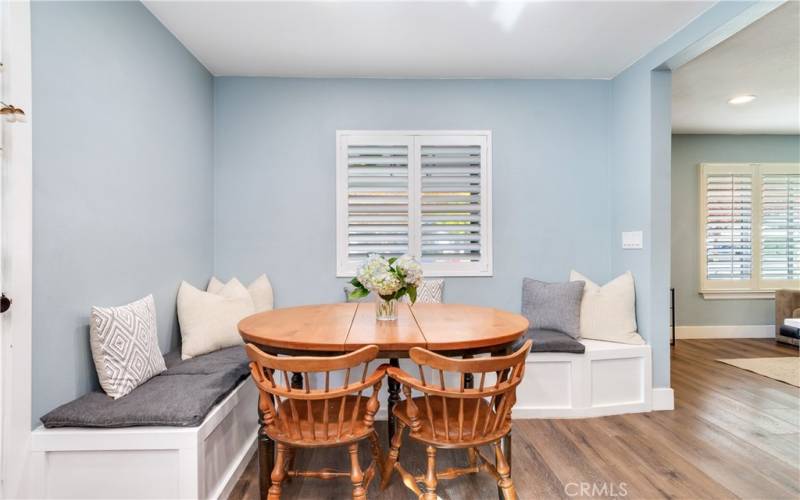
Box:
[213,78,614,311]
[31,1,214,424]
[29,0,775,422]
[671,134,800,326]
[608,1,764,388]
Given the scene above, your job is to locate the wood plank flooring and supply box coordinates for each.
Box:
[228,339,799,499]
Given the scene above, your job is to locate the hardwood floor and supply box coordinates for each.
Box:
[228,339,799,499]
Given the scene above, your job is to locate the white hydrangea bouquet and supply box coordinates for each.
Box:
[348,254,423,320]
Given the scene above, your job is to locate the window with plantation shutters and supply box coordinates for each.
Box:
[699,163,800,298]
[761,172,800,282]
[337,131,492,277]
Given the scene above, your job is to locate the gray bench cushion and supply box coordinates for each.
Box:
[40,346,250,428]
[513,328,586,354]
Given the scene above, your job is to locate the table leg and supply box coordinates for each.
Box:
[291,372,303,389]
[257,397,274,500]
[498,431,512,499]
[491,346,512,499]
[463,353,474,389]
[387,357,400,441]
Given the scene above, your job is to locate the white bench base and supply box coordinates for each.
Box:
[31,379,258,499]
[514,340,654,418]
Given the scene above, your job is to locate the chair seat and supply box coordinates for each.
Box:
[268,395,374,446]
[393,396,510,447]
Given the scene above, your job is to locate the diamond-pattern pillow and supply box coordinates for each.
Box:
[90,295,166,399]
[402,279,445,305]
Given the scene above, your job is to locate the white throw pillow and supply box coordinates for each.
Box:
[90,295,166,399]
[569,270,644,345]
[178,279,255,359]
[208,274,274,312]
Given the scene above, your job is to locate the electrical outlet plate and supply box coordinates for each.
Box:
[622,231,643,249]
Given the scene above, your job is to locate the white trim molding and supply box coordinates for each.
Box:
[1,1,34,497]
[701,290,775,300]
[652,388,675,411]
[676,324,774,339]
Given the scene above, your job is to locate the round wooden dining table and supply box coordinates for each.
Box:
[238,302,528,498]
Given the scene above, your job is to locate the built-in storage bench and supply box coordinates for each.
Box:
[515,339,654,418]
[31,379,257,499]
[31,346,259,499]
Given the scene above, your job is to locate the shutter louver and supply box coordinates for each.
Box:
[761,173,800,281]
[420,145,482,265]
[705,173,752,280]
[346,144,409,259]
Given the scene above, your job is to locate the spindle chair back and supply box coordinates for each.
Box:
[246,343,386,500]
[382,339,532,500]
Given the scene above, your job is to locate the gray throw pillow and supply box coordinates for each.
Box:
[521,278,585,339]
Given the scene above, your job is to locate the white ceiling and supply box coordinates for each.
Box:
[144,1,712,79]
[672,1,800,135]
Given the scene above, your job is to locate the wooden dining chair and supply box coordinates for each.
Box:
[246,343,388,500]
[381,340,532,500]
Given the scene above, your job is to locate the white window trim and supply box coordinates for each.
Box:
[336,130,493,278]
[698,162,800,300]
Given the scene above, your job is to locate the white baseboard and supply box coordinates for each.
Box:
[675,325,774,339]
[652,388,674,411]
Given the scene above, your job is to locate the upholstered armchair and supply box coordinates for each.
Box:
[775,289,800,346]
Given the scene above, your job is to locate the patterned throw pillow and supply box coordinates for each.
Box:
[345,279,444,304]
[89,295,166,399]
[402,279,445,304]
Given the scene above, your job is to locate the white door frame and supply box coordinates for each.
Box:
[0,0,33,497]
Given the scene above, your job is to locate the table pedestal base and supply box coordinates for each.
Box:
[387,358,400,441]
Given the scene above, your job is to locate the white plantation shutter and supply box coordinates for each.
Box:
[761,172,800,281]
[417,135,489,275]
[704,172,753,280]
[340,138,412,268]
[337,132,492,276]
[699,163,800,297]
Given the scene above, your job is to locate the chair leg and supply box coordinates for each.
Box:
[267,443,288,500]
[284,447,295,483]
[467,447,478,468]
[381,420,406,490]
[494,442,516,500]
[421,445,438,500]
[349,443,367,500]
[368,430,384,484]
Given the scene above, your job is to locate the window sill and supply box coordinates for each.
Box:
[700,290,775,300]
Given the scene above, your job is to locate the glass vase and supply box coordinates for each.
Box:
[376,297,398,321]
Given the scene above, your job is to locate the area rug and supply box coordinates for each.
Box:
[717,357,800,387]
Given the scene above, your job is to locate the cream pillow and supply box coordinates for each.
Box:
[569,270,644,345]
[208,274,273,312]
[178,279,255,359]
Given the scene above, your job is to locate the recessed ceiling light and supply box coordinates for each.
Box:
[728,95,757,105]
